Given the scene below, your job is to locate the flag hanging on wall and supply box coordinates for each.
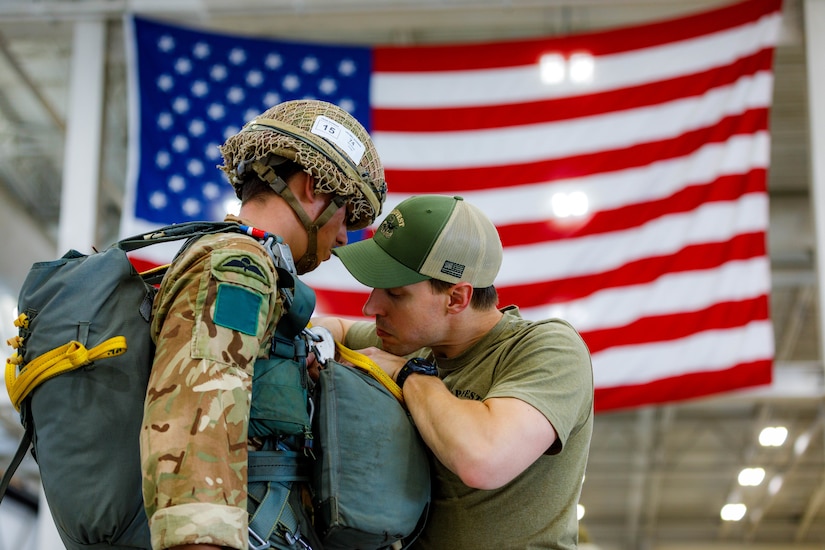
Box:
[123,0,783,412]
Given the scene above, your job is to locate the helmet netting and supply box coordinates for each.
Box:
[219,100,386,230]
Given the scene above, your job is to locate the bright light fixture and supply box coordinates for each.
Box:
[551,190,589,218]
[540,53,565,84]
[720,503,747,521]
[569,53,595,83]
[738,467,765,486]
[758,426,788,447]
[768,474,784,495]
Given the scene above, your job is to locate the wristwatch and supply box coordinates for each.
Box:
[396,357,438,389]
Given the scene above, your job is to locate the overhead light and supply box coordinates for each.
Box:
[577,504,585,520]
[794,430,811,456]
[539,53,565,84]
[720,503,747,521]
[539,52,595,85]
[738,467,765,486]
[550,190,589,218]
[758,426,788,447]
[768,474,784,495]
[569,53,595,83]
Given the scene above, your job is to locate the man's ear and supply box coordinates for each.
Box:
[446,282,473,313]
[295,171,316,203]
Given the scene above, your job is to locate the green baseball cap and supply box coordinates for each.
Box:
[333,195,503,289]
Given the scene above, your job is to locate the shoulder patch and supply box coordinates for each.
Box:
[210,248,273,293]
[214,283,262,336]
[216,255,268,284]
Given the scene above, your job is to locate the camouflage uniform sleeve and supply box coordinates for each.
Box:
[140,233,283,550]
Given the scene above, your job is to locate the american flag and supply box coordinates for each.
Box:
[123,0,782,412]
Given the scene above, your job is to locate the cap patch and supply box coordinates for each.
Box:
[378,209,405,238]
[440,260,465,279]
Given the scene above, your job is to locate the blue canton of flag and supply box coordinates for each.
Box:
[124,15,371,235]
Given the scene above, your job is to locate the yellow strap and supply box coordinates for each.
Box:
[334,342,405,407]
[5,355,18,406]
[140,263,170,278]
[6,336,127,411]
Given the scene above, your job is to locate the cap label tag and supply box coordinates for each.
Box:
[440,261,465,279]
[311,115,366,165]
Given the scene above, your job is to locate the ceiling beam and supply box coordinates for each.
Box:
[743,409,825,541]
[792,406,825,541]
[626,407,655,546]
[0,0,726,21]
[0,31,64,132]
[640,406,675,544]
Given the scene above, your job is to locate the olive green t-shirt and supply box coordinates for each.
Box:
[345,306,594,549]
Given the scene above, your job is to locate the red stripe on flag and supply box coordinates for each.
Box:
[496,232,768,308]
[594,359,773,412]
[314,288,372,317]
[373,0,782,71]
[373,49,776,132]
[581,295,770,354]
[385,109,770,193]
[497,171,767,245]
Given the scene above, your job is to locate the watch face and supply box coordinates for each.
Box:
[397,357,438,389]
[408,358,437,375]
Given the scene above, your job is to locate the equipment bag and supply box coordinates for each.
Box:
[0,221,264,550]
[312,343,430,550]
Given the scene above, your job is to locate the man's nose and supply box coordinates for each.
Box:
[362,289,381,316]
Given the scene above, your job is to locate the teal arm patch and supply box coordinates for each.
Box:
[214,283,263,336]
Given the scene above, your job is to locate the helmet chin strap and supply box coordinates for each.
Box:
[251,160,344,274]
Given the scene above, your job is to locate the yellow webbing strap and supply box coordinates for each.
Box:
[5,336,127,411]
[334,342,405,407]
[140,263,170,278]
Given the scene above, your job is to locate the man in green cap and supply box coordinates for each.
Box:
[313,194,594,549]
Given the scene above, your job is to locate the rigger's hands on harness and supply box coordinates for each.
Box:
[304,323,407,386]
[304,325,335,382]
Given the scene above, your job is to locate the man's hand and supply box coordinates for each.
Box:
[346,347,408,382]
[307,350,322,382]
[305,326,336,382]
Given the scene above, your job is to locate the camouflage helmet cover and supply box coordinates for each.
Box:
[219,99,387,230]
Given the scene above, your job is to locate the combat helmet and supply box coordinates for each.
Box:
[219,99,387,271]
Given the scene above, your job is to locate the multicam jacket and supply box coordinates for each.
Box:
[140,215,285,550]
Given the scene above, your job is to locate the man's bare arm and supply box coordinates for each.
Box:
[310,316,359,343]
[355,347,557,490]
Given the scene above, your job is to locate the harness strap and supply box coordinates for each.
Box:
[6,336,127,411]
[248,450,310,483]
[248,451,312,549]
[0,422,31,504]
[255,163,344,273]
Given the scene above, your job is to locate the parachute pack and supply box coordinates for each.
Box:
[1,220,429,550]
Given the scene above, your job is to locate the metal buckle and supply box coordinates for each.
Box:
[248,527,271,550]
[305,326,335,366]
